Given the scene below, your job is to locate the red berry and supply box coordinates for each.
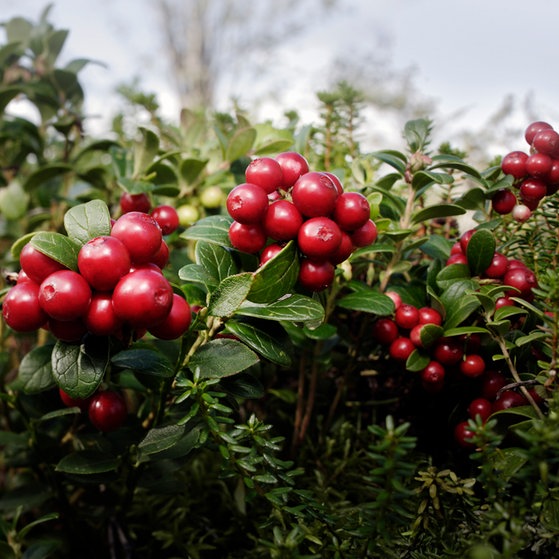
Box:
[446,253,468,266]
[120,192,151,214]
[459,354,486,378]
[85,292,122,336]
[483,252,508,279]
[19,243,67,285]
[433,338,463,366]
[454,420,476,449]
[385,290,402,310]
[228,221,267,253]
[332,192,371,231]
[526,152,552,178]
[39,270,91,321]
[297,217,342,259]
[274,152,309,188]
[263,199,303,241]
[321,171,344,195]
[372,317,399,345]
[111,211,163,264]
[259,244,284,266]
[409,324,425,347]
[459,229,475,253]
[329,231,354,265]
[495,296,515,310]
[297,259,335,292]
[149,293,192,340]
[533,128,559,156]
[226,183,269,224]
[467,398,492,422]
[418,306,442,325]
[493,390,526,412]
[491,189,517,215]
[481,370,508,401]
[389,336,415,361]
[421,360,446,392]
[292,172,339,217]
[349,219,377,247]
[47,317,88,342]
[150,205,180,235]
[245,157,284,194]
[525,121,553,145]
[59,388,91,411]
[88,391,127,432]
[501,151,528,179]
[394,303,420,330]
[150,240,170,269]
[2,282,47,332]
[78,236,131,291]
[519,177,547,202]
[503,266,537,300]
[112,268,174,328]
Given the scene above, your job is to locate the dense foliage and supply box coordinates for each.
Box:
[1,7,559,559]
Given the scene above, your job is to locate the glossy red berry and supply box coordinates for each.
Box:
[483,252,508,279]
[329,232,354,265]
[532,128,559,156]
[259,244,284,266]
[274,152,309,188]
[39,270,92,321]
[297,259,335,291]
[504,266,537,300]
[493,390,526,412]
[349,219,377,247]
[421,360,445,392]
[2,282,47,332]
[454,420,476,449]
[120,192,151,214]
[245,157,284,194]
[491,189,517,215]
[332,192,371,231]
[481,370,508,401]
[112,268,174,328]
[467,398,492,422]
[525,121,553,145]
[149,293,192,340]
[418,306,442,325]
[459,354,486,378]
[150,205,180,235]
[226,183,269,224]
[501,151,528,179]
[88,391,127,432]
[19,243,67,285]
[372,317,399,345]
[59,388,91,411]
[519,178,547,202]
[78,236,131,291]
[389,336,415,361]
[394,304,420,330]
[85,292,122,336]
[263,200,303,241]
[292,172,339,217]
[297,217,342,259]
[228,221,267,254]
[111,211,163,264]
[433,338,463,366]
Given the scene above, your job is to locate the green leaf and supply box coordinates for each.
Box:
[181,215,233,246]
[63,200,112,245]
[418,324,444,348]
[248,241,299,303]
[208,273,254,317]
[337,290,395,316]
[16,344,55,394]
[195,241,237,283]
[436,264,472,291]
[406,349,430,372]
[178,263,218,292]
[404,118,432,152]
[411,204,466,224]
[514,331,547,347]
[236,295,325,326]
[133,126,160,177]
[189,338,260,378]
[442,292,481,331]
[22,163,73,191]
[30,231,80,271]
[443,326,490,337]
[370,150,407,174]
[55,450,118,474]
[226,126,257,162]
[466,229,496,275]
[111,348,175,378]
[224,321,292,366]
[51,337,110,399]
[138,424,186,456]
[180,158,208,184]
[253,123,294,154]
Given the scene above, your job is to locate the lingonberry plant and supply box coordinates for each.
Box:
[2,7,559,559]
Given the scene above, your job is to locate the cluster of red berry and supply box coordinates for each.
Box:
[494,120,559,221]
[226,151,377,291]
[447,228,537,303]
[2,206,191,343]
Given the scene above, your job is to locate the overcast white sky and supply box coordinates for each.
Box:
[3,0,559,145]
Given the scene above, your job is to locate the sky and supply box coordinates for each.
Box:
[3,0,559,148]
